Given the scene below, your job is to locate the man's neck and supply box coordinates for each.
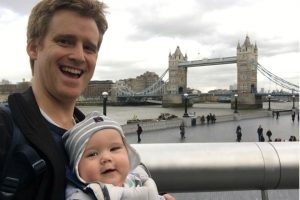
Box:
[32,86,77,129]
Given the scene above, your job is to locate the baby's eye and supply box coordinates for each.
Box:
[87,152,98,157]
[111,146,122,152]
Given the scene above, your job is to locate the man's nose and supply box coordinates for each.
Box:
[69,44,85,65]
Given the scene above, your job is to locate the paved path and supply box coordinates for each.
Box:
[126,114,299,144]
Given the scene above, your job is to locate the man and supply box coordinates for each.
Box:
[0,1,176,200]
[137,123,143,143]
[0,1,107,199]
[257,125,263,142]
[179,121,185,139]
[236,125,242,142]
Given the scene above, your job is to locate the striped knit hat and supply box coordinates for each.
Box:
[62,111,141,183]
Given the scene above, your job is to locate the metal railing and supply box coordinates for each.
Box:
[132,142,299,193]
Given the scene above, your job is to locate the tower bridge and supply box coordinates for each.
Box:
[111,35,299,108]
[178,56,237,67]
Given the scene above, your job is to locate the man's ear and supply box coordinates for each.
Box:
[27,41,38,59]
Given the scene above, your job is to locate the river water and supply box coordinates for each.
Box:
[79,102,296,125]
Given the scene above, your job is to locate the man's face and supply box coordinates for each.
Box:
[78,129,130,186]
[28,10,101,102]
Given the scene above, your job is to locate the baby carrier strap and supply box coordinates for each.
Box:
[66,167,110,200]
[0,105,47,200]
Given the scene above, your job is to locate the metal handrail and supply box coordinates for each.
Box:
[132,142,299,193]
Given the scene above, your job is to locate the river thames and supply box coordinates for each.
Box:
[79,102,297,125]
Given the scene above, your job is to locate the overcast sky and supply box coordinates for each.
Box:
[0,0,299,92]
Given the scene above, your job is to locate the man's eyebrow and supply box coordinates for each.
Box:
[53,34,75,40]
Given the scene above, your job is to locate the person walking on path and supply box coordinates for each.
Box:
[200,115,205,124]
[236,125,242,142]
[211,114,216,124]
[276,111,280,119]
[206,114,210,124]
[266,129,272,141]
[291,111,296,123]
[289,135,297,141]
[137,123,143,143]
[257,125,263,142]
[179,121,186,139]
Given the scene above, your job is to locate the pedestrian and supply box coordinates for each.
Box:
[0,1,108,199]
[257,125,263,142]
[260,134,265,142]
[63,111,169,199]
[200,115,205,124]
[206,114,210,124]
[211,114,216,124]
[276,111,280,119]
[179,121,186,139]
[289,135,297,141]
[266,130,272,141]
[137,123,143,143]
[236,125,242,142]
[291,111,295,123]
[275,138,282,142]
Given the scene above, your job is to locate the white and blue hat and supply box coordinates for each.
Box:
[62,111,141,183]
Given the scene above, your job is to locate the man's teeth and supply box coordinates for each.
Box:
[61,66,81,75]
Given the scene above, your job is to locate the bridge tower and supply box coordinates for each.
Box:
[234,35,262,109]
[162,46,188,107]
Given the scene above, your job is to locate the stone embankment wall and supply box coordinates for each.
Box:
[122,118,183,134]
[122,110,293,134]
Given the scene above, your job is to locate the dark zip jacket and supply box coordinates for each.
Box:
[0,87,85,200]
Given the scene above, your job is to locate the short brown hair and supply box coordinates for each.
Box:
[27,0,108,71]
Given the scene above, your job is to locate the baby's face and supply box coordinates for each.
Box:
[78,129,130,186]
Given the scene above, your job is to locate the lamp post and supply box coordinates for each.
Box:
[292,95,295,109]
[183,93,189,117]
[102,91,108,116]
[234,93,238,113]
[267,94,271,111]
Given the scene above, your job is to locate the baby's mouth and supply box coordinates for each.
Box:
[101,169,116,174]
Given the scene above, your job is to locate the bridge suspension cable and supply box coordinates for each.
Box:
[256,63,299,93]
[114,68,169,97]
[135,68,168,95]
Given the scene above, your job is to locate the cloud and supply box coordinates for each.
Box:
[0,0,37,15]
[259,40,299,57]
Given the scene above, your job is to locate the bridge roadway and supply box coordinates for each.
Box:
[178,56,237,68]
[125,114,299,200]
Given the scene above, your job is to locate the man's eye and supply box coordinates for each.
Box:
[84,44,97,53]
[55,38,73,46]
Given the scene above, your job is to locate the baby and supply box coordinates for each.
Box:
[63,111,170,200]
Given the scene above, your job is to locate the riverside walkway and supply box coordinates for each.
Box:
[125,114,299,200]
[126,113,299,144]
